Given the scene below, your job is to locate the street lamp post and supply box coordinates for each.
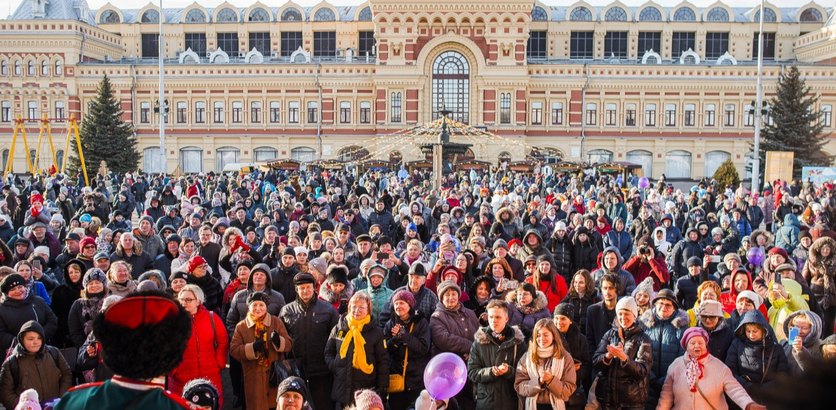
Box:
[751,0,765,193]
[158,0,166,174]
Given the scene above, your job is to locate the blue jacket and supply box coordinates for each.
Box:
[639,307,688,409]
[775,214,800,252]
[602,220,633,261]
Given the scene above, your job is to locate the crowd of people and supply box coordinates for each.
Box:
[0,166,834,410]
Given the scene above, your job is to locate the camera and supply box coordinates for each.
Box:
[639,246,650,255]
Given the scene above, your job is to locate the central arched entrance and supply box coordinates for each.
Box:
[432,51,470,124]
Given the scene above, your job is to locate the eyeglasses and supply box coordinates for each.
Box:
[178,298,196,303]
[83,245,97,250]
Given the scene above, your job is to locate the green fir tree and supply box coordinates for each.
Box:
[755,65,833,180]
[712,158,740,189]
[67,75,139,184]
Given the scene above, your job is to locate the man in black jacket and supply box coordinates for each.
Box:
[585,273,621,357]
[367,198,397,237]
[272,248,301,303]
[280,272,339,410]
[196,225,222,279]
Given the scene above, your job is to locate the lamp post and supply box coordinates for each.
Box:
[751,0,765,193]
[158,0,166,174]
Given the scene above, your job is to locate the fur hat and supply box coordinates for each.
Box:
[326,265,349,285]
[392,289,416,308]
[182,378,220,410]
[247,291,271,306]
[93,290,191,380]
[616,296,638,318]
[354,389,384,410]
[437,280,461,299]
[293,273,316,286]
[14,388,40,410]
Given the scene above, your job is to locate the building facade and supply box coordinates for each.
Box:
[2,0,836,179]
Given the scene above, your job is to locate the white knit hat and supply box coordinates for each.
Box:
[616,296,638,318]
[736,290,763,309]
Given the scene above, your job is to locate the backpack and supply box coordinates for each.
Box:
[9,346,61,389]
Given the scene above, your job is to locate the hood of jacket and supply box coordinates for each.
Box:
[653,226,668,245]
[506,289,549,314]
[784,213,800,228]
[473,325,525,345]
[808,236,836,267]
[497,207,515,224]
[16,320,46,355]
[783,310,822,348]
[467,275,495,303]
[750,229,774,247]
[640,307,690,330]
[601,245,625,272]
[684,227,699,243]
[735,309,776,342]
[319,280,355,304]
[522,229,544,251]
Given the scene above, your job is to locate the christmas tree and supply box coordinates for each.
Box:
[712,158,740,189]
[756,65,832,180]
[67,75,139,184]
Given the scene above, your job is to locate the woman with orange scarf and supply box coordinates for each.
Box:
[230,291,292,410]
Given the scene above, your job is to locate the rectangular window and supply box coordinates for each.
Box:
[281,32,303,57]
[744,105,755,127]
[140,102,150,123]
[195,101,205,123]
[684,104,695,126]
[605,103,617,126]
[604,32,628,59]
[232,101,242,123]
[141,34,159,58]
[177,101,186,123]
[249,32,271,56]
[270,102,280,123]
[213,101,224,123]
[185,33,207,56]
[527,31,547,59]
[391,92,402,123]
[671,32,696,59]
[823,105,832,127]
[724,104,735,126]
[570,31,594,60]
[500,93,511,124]
[531,102,543,125]
[289,101,299,123]
[340,101,351,123]
[626,103,636,126]
[551,102,563,125]
[645,103,656,127]
[360,101,371,124]
[753,32,776,60]
[705,32,729,60]
[251,101,261,123]
[704,104,715,126]
[216,33,238,55]
[54,101,64,120]
[585,103,597,126]
[1,101,11,122]
[665,103,676,127]
[307,101,318,123]
[358,31,376,57]
[313,32,336,57]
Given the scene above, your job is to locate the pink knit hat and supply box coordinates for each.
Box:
[354,389,384,410]
[680,327,710,350]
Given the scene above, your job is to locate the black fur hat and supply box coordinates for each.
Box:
[92,290,192,380]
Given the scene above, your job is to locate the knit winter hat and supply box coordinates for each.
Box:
[354,389,384,410]
[187,256,208,272]
[308,257,328,277]
[14,388,40,410]
[326,265,349,285]
[492,239,508,251]
[80,214,92,223]
[737,290,764,309]
[437,280,461,299]
[680,327,710,350]
[553,302,576,319]
[768,247,789,260]
[29,193,43,205]
[555,221,567,231]
[392,289,416,308]
[83,268,108,288]
[276,376,308,404]
[724,253,742,265]
[632,276,656,300]
[615,296,638,319]
[79,236,96,250]
[687,256,702,267]
[468,236,486,250]
[282,247,296,257]
[247,291,271,307]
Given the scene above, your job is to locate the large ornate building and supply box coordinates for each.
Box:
[2,0,836,179]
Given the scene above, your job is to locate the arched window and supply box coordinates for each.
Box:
[314,8,335,22]
[217,8,238,23]
[27,61,34,76]
[14,61,21,76]
[587,149,613,163]
[185,9,206,23]
[40,61,48,76]
[281,8,302,22]
[249,8,269,22]
[291,147,316,162]
[216,147,240,172]
[532,6,548,21]
[100,10,120,24]
[358,7,372,21]
[705,151,731,177]
[605,7,627,22]
[570,7,592,21]
[673,7,696,21]
[254,147,278,162]
[665,150,692,178]
[626,150,653,177]
[1,61,6,76]
[754,8,777,23]
[706,7,729,22]
[432,51,470,124]
[54,60,62,76]
[338,145,369,162]
[180,147,202,173]
[800,8,823,22]
[639,7,662,21]
[141,9,159,24]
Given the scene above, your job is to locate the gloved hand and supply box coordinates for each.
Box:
[253,339,267,354]
[271,331,282,348]
[235,236,250,252]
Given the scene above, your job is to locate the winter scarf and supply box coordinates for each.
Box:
[523,349,566,410]
[684,352,709,393]
[340,314,374,374]
[248,312,270,368]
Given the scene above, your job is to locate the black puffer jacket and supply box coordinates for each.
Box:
[187,273,223,314]
[324,314,390,404]
[383,311,431,392]
[667,228,704,279]
[560,292,599,336]
[367,208,397,238]
[724,310,790,401]
[560,322,592,406]
[592,322,653,409]
[547,231,574,283]
[571,227,598,273]
[0,294,58,350]
[699,318,735,363]
[280,297,340,378]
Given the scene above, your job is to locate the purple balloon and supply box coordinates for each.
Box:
[423,353,467,401]
[638,177,650,189]
[747,247,765,265]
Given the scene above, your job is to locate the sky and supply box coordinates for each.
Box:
[2,0,832,18]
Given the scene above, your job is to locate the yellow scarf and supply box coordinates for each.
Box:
[339,315,374,374]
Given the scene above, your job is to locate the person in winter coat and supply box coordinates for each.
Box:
[657,327,765,410]
[360,264,395,327]
[774,213,800,253]
[431,280,480,410]
[603,217,633,263]
[517,230,556,272]
[725,310,790,404]
[695,300,735,363]
[0,320,72,410]
[226,263,286,336]
[108,233,154,279]
[154,234,181,279]
[801,236,836,337]
[104,260,137,297]
[467,299,526,410]
[780,310,823,375]
[380,263,439,323]
[624,236,670,292]
[464,275,494,326]
[629,206,657,243]
[506,284,552,340]
[592,297,653,410]
[570,227,598,273]
[186,255,224,314]
[553,303,591,410]
[50,258,85,348]
[513,319,577,410]
[639,289,689,409]
[0,274,57,351]
[325,291,390,407]
[66,269,108,349]
[592,247,637,295]
[383,289,432,410]
[674,257,718,312]
[546,222,574,284]
[497,207,521,240]
[668,228,704,280]
[368,199,397,238]
[320,264,354,315]
[659,214,683,246]
[559,270,599,336]
[524,256,568,313]
[132,216,164,258]
[169,285,228,407]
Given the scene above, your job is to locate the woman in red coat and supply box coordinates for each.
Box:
[525,256,568,312]
[169,284,229,407]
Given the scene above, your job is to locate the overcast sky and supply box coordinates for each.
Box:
[2,0,832,18]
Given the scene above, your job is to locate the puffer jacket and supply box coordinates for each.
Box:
[801,237,836,310]
[383,311,431,392]
[324,314,390,404]
[560,292,599,336]
[0,293,57,350]
[360,272,395,327]
[497,207,521,239]
[591,246,638,295]
[0,321,72,410]
[271,264,301,304]
[698,317,735,363]
[592,322,653,409]
[546,231,574,283]
[667,228,704,279]
[368,208,397,238]
[505,290,552,339]
[280,297,340,378]
[724,310,790,402]
[603,219,633,262]
[639,307,689,408]
[571,227,599,273]
[775,214,800,252]
[780,309,823,375]
[430,301,480,357]
[559,322,592,405]
[168,305,228,400]
[517,230,556,268]
[467,326,526,410]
